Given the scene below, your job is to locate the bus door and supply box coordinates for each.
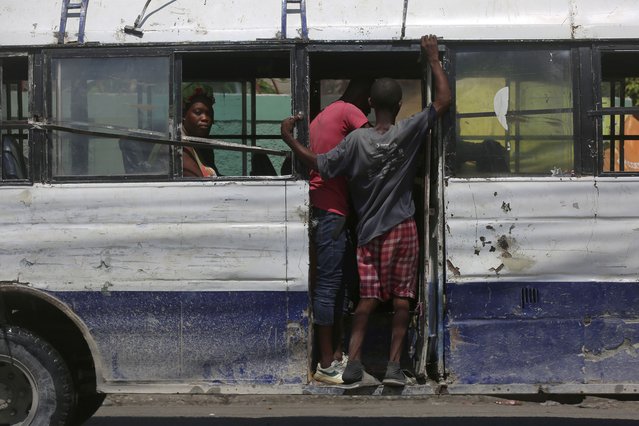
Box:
[308,45,437,381]
[415,43,448,382]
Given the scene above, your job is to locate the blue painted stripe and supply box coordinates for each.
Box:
[445,282,639,384]
[53,291,309,385]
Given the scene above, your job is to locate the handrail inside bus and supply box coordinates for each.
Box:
[589,106,639,116]
[29,120,288,156]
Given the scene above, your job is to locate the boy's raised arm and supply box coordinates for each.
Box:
[280,114,319,171]
[421,35,451,118]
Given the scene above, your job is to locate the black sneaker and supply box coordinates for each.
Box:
[382,361,416,387]
[342,359,364,384]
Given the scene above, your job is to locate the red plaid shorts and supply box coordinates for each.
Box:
[356,217,418,301]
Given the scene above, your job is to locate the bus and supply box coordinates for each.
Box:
[2,0,639,424]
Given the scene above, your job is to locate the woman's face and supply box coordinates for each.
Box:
[183,101,213,137]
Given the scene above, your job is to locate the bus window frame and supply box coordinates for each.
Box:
[175,47,294,178]
[41,44,298,183]
[445,42,588,178]
[0,52,32,185]
[592,44,639,176]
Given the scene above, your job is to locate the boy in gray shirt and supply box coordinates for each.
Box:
[281,34,451,386]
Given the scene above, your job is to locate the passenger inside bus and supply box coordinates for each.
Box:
[181,83,220,177]
[603,113,639,172]
[454,138,510,175]
[1,134,27,180]
[308,78,373,385]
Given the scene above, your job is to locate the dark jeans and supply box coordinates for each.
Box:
[311,208,356,326]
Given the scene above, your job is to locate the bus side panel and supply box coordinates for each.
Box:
[0,180,310,388]
[443,178,639,385]
[445,282,639,384]
[54,290,308,384]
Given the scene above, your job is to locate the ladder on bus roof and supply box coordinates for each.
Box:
[280,0,308,40]
[57,0,90,44]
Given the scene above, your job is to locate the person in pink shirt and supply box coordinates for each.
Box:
[309,79,373,385]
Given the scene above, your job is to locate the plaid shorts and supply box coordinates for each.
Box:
[356,218,418,301]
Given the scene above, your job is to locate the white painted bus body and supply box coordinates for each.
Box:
[0,0,637,45]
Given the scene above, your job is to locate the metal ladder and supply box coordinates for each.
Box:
[57,0,90,44]
[281,0,308,39]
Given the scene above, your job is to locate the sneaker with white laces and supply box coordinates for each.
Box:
[335,353,349,369]
[313,361,344,385]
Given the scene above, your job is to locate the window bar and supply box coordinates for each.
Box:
[5,82,11,122]
[17,80,25,151]
[513,78,520,173]
[250,79,257,174]
[619,79,626,171]
[241,80,248,176]
[610,81,617,171]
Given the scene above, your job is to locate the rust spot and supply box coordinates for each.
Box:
[501,202,511,213]
[497,235,509,250]
[450,326,462,352]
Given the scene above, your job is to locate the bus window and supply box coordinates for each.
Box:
[451,48,574,176]
[600,51,639,173]
[50,56,171,178]
[1,56,29,181]
[180,52,291,178]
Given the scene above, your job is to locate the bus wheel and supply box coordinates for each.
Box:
[0,326,74,425]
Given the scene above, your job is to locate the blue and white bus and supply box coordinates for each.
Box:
[1,0,639,424]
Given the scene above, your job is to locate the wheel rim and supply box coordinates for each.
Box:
[0,355,38,425]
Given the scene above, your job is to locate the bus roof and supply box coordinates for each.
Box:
[0,0,638,47]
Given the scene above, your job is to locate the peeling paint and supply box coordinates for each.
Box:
[489,263,504,274]
[101,281,113,295]
[584,338,639,362]
[446,259,461,276]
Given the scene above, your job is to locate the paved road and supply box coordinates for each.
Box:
[85,394,639,425]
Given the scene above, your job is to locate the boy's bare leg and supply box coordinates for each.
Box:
[389,297,411,363]
[347,298,379,361]
[317,325,335,368]
[332,318,345,361]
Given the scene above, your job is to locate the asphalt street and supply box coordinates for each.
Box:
[84,394,639,425]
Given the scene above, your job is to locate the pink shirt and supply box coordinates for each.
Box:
[309,100,368,216]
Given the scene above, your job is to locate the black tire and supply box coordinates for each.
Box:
[0,326,74,425]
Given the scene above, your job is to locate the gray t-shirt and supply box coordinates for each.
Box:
[317,105,436,245]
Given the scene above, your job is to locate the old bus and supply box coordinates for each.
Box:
[1,0,639,424]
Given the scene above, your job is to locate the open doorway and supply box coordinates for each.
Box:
[307,47,433,380]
